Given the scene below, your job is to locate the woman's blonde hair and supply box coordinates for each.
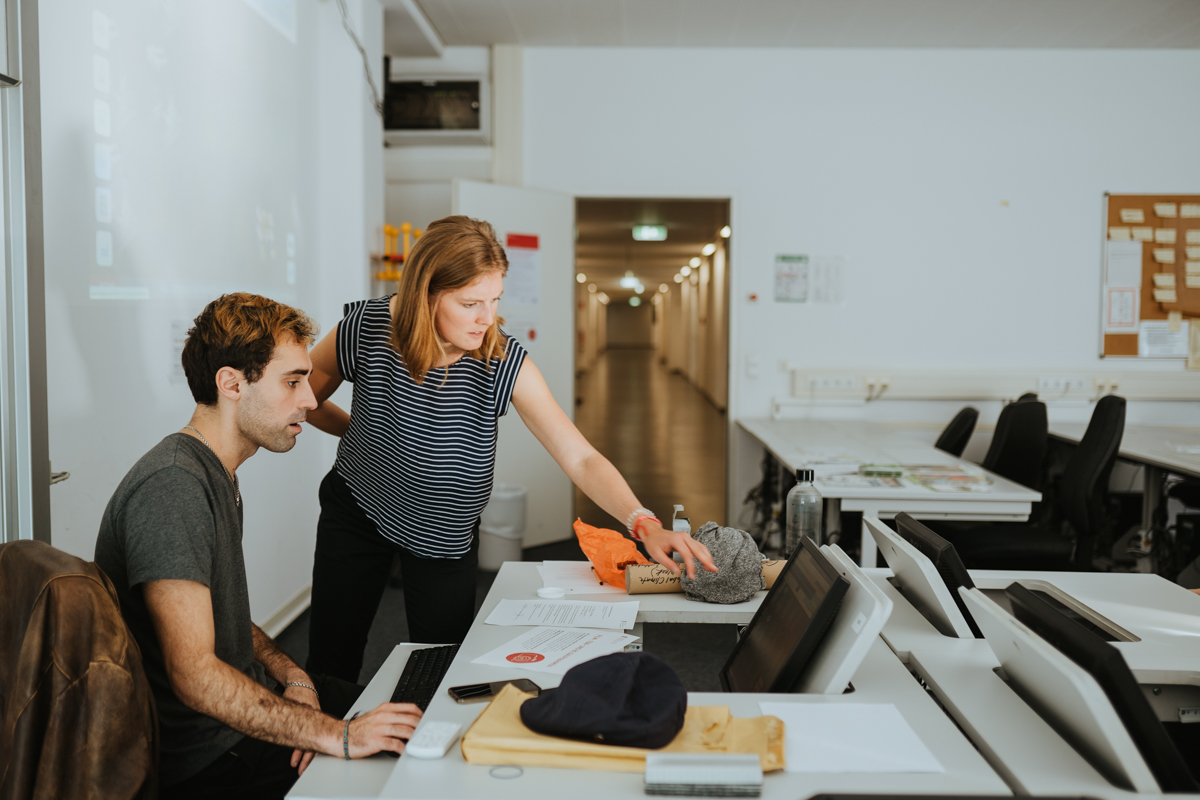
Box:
[391,215,508,384]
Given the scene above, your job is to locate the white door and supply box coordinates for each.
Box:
[452,180,574,548]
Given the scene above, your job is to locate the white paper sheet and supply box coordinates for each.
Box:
[758,703,945,774]
[541,560,626,594]
[485,599,639,630]
[1105,287,1139,332]
[1139,320,1189,357]
[1106,240,1143,288]
[505,245,540,305]
[472,627,637,675]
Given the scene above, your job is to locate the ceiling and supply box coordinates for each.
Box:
[412,0,1200,49]
[575,198,728,301]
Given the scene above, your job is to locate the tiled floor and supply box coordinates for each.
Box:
[278,348,734,690]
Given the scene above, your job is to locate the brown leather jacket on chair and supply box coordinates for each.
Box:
[0,540,157,800]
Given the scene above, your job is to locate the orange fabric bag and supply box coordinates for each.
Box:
[573,519,651,588]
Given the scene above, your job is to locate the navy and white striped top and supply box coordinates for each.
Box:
[334,296,527,558]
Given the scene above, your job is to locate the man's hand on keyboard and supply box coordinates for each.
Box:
[347,702,424,757]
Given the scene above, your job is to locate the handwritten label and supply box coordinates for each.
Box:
[1154,248,1177,264]
[1108,227,1131,241]
[1153,273,1177,288]
[1120,208,1145,223]
[1155,203,1178,218]
[1154,288,1178,303]
[1132,227,1154,242]
[1181,204,1200,218]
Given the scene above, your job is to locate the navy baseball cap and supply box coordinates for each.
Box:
[519,652,687,749]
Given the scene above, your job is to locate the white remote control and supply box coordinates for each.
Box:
[403,721,462,760]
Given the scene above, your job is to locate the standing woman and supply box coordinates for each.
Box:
[304,216,715,682]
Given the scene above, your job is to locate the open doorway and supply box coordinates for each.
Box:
[572,198,731,533]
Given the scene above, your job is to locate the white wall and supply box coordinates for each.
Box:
[522,48,1200,425]
[41,0,380,628]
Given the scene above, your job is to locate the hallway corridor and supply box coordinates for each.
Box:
[573,348,727,534]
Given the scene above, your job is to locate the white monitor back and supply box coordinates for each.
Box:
[865,517,975,639]
[960,587,1159,793]
[795,544,893,695]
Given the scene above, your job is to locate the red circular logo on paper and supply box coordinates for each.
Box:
[506,652,545,664]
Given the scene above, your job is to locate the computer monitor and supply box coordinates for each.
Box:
[1005,583,1198,793]
[961,586,1171,794]
[893,513,983,638]
[865,516,975,639]
[719,536,850,693]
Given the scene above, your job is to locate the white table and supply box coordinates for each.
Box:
[739,419,1042,568]
[289,561,1010,799]
[870,566,1200,797]
[1050,423,1200,558]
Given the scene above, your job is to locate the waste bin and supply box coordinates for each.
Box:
[479,483,526,571]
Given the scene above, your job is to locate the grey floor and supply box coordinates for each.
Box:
[276,349,735,691]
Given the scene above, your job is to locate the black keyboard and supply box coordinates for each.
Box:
[389,644,460,711]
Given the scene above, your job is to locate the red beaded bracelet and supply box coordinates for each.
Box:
[630,515,660,542]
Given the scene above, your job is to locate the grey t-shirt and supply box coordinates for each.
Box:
[94,433,268,786]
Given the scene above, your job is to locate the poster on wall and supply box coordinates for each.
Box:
[504,233,541,306]
[774,254,809,302]
[502,314,539,349]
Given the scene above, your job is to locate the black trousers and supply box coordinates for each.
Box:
[306,468,480,683]
[164,674,363,800]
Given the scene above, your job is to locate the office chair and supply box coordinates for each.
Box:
[948,394,1126,571]
[980,395,1048,490]
[0,540,158,799]
[934,406,978,458]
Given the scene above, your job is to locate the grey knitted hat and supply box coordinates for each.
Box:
[679,522,766,604]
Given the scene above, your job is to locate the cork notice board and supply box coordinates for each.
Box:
[1101,193,1200,358]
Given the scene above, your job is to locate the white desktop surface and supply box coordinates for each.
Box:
[496,561,767,624]
[290,562,1009,799]
[739,419,1040,567]
[1049,423,1200,480]
[908,642,1121,797]
[871,567,1200,678]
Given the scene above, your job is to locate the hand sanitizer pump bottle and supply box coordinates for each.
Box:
[784,469,822,557]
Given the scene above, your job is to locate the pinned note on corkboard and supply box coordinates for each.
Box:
[1102,193,1200,359]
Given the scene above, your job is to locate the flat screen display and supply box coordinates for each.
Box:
[720,537,849,693]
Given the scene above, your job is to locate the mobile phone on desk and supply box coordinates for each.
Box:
[448,679,541,703]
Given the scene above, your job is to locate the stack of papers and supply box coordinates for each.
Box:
[539,560,625,594]
[484,599,639,630]
[472,627,638,675]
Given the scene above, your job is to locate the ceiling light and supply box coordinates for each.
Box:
[587,283,597,293]
[720,225,731,238]
[619,275,640,289]
[632,225,667,241]
[635,283,644,294]
[576,273,586,283]
[681,266,691,277]
[629,297,642,307]
[701,243,715,256]
[689,257,700,267]
[659,283,668,293]
[673,274,684,283]
[598,293,609,304]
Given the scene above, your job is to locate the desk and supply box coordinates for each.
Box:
[1049,423,1200,554]
[739,419,1041,568]
[875,568,1200,798]
[290,561,1009,799]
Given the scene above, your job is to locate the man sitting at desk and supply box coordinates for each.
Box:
[95,294,422,799]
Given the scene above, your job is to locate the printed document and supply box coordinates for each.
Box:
[759,702,944,773]
[485,599,639,630]
[540,560,626,594]
[472,627,638,675]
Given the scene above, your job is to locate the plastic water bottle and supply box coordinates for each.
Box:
[785,469,823,557]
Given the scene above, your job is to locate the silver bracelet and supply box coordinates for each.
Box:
[286,681,319,700]
[624,506,658,540]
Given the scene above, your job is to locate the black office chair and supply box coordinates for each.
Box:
[934,406,979,458]
[948,394,1126,571]
[980,395,1047,490]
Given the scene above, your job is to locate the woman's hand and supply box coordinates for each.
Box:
[636,520,718,579]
